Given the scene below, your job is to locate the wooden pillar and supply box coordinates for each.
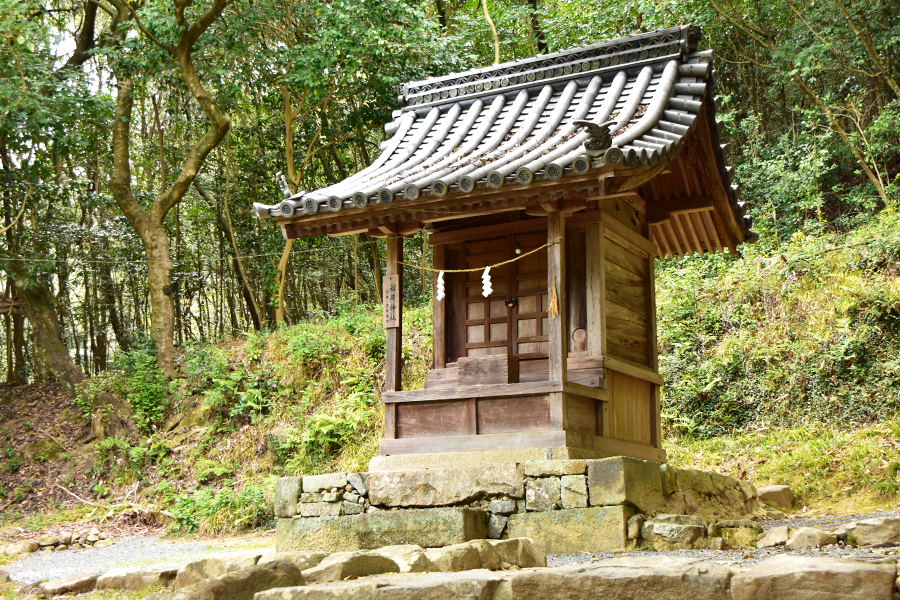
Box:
[548,213,567,431]
[586,221,609,437]
[384,237,403,392]
[548,213,568,381]
[585,223,606,358]
[432,244,446,369]
[644,227,661,448]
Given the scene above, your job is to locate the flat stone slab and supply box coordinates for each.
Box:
[506,506,632,556]
[276,508,487,552]
[507,556,732,600]
[255,569,507,600]
[96,565,177,590]
[731,555,895,600]
[367,463,524,507]
[38,571,100,595]
[256,556,731,600]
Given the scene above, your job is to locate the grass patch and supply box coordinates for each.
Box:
[666,418,900,511]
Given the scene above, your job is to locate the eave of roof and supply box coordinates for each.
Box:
[255,25,757,248]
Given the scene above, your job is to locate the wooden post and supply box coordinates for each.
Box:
[432,244,446,369]
[548,213,567,431]
[585,223,606,358]
[384,237,403,393]
[644,227,661,448]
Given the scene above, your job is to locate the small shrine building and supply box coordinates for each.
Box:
[255,25,757,467]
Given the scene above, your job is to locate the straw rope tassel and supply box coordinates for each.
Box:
[549,276,559,318]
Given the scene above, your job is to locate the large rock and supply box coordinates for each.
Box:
[487,514,508,539]
[173,552,262,589]
[367,463,524,507]
[587,457,666,513]
[489,499,517,515]
[786,527,837,548]
[526,477,561,512]
[4,540,38,555]
[757,525,791,548]
[467,540,502,571]
[524,460,586,477]
[303,473,348,493]
[370,544,437,573]
[38,572,100,596]
[641,514,706,548]
[731,555,895,600]
[560,475,588,509]
[301,551,399,583]
[347,473,368,495]
[506,506,631,556]
[166,559,304,600]
[96,566,178,590]
[757,485,794,509]
[506,556,732,600]
[714,520,762,548]
[424,542,483,572]
[275,477,302,518]
[254,569,507,600]
[276,508,486,552]
[299,502,343,517]
[665,469,761,522]
[257,551,328,570]
[844,517,900,546]
[488,538,543,568]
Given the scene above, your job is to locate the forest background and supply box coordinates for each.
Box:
[0,0,899,531]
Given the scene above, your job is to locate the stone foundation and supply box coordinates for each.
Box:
[275,456,762,554]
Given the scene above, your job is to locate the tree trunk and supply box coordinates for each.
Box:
[12,312,24,383]
[142,222,177,369]
[15,280,85,390]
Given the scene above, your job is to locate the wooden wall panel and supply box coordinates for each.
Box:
[604,235,650,364]
[565,396,598,435]
[607,313,649,364]
[477,396,550,434]
[609,370,653,445]
[397,400,468,438]
[605,261,646,316]
[605,240,647,277]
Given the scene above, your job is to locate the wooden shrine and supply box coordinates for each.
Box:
[255,26,756,465]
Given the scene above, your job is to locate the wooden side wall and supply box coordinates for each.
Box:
[604,237,650,365]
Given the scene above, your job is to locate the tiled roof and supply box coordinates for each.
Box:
[254,25,754,247]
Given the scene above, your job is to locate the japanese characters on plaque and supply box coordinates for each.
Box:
[383,275,400,328]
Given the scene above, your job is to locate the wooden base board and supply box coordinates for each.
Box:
[378,430,665,463]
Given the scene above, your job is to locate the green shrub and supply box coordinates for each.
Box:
[168,484,273,534]
[111,339,170,432]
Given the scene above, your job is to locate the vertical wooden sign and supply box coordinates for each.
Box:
[383,274,400,329]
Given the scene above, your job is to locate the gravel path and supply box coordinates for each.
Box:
[548,509,900,569]
[4,535,273,585]
[7,511,898,585]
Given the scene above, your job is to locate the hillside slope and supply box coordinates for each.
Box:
[2,213,900,537]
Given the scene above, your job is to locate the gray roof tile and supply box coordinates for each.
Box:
[255,26,751,245]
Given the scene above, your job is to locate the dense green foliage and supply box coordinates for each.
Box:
[658,211,900,438]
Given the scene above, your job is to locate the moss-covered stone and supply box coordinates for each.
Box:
[275,508,487,552]
[505,506,632,555]
[25,438,62,462]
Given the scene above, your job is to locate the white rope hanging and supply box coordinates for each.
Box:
[481,266,492,297]
[435,271,445,301]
